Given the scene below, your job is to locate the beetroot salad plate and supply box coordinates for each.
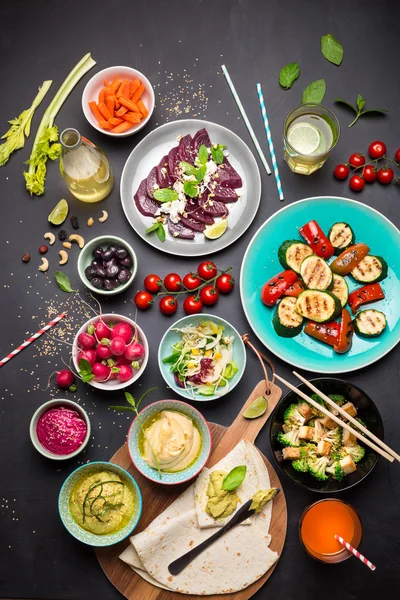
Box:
[120,119,261,256]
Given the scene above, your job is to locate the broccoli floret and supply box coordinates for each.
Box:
[283,404,305,428]
[308,394,327,417]
[323,427,343,449]
[307,417,316,427]
[354,417,367,430]
[277,429,300,447]
[312,419,327,442]
[308,455,330,481]
[328,394,346,407]
[337,446,348,459]
[345,444,365,463]
[326,461,345,481]
[292,446,310,472]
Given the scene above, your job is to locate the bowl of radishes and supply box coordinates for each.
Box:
[72,314,149,390]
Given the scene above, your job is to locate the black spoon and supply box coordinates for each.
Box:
[168,488,280,576]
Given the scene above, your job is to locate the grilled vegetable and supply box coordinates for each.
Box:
[348,283,385,314]
[328,222,355,255]
[272,296,304,337]
[278,240,313,273]
[260,270,298,307]
[283,280,305,298]
[300,255,333,290]
[296,290,342,323]
[299,220,334,259]
[330,243,370,276]
[304,320,340,346]
[353,309,387,337]
[331,274,348,308]
[351,255,388,284]
[333,309,354,354]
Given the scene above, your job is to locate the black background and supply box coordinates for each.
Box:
[1,1,399,599]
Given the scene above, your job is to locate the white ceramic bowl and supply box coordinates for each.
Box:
[82,66,155,137]
[29,399,91,461]
[72,313,149,391]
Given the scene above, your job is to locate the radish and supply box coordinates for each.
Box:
[92,363,111,382]
[110,336,126,356]
[117,364,133,383]
[95,320,111,340]
[56,370,75,388]
[77,349,96,366]
[116,355,130,366]
[111,322,134,344]
[125,342,145,362]
[78,332,96,350]
[96,344,112,360]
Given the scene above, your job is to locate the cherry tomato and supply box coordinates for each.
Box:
[377,167,394,185]
[368,141,387,159]
[349,174,365,192]
[159,295,178,315]
[144,273,162,293]
[200,285,219,306]
[333,164,350,180]
[394,148,400,164]
[216,273,235,294]
[183,295,203,314]
[164,273,182,292]
[348,153,366,168]
[197,261,217,280]
[362,165,377,183]
[134,291,153,310]
[183,272,202,290]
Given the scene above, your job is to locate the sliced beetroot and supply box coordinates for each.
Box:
[167,218,195,239]
[200,195,229,216]
[211,184,239,203]
[185,205,215,224]
[217,158,243,188]
[156,155,174,188]
[134,179,160,217]
[191,128,212,153]
[179,215,206,232]
[146,166,159,196]
[177,134,194,163]
[174,372,185,388]
[167,146,180,181]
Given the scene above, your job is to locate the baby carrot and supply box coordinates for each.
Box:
[98,102,112,121]
[122,111,142,124]
[115,106,128,117]
[98,88,106,104]
[109,117,123,126]
[104,79,111,88]
[106,94,115,116]
[99,119,113,131]
[130,79,141,98]
[131,84,145,104]
[89,101,104,124]
[119,96,140,112]
[110,78,121,93]
[137,99,148,118]
[111,121,133,133]
[117,80,131,99]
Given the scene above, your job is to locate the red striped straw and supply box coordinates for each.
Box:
[0,312,66,367]
[335,534,376,571]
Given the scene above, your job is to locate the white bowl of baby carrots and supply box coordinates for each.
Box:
[82,66,155,137]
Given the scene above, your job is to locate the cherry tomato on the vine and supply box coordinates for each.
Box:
[333,164,350,180]
[144,274,162,293]
[164,273,182,292]
[183,272,202,290]
[368,141,387,159]
[362,165,377,183]
[349,153,366,168]
[200,285,219,306]
[377,167,394,185]
[183,295,203,314]
[135,290,153,310]
[197,261,217,280]
[216,273,235,294]
[394,148,400,164]
[349,175,365,192]
[159,295,178,315]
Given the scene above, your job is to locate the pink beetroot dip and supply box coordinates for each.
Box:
[37,407,87,455]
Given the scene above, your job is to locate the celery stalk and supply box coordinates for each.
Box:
[24,52,96,196]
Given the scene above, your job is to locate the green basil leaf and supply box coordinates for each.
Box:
[302,79,326,104]
[334,98,357,113]
[211,144,226,165]
[357,94,366,111]
[279,62,300,89]
[54,271,77,293]
[153,188,178,203]
[146,223,161,234]
[179,161,197,176]
[321,34,343,65]
[198,144,208,164]
[125,392,136,408]
[195,165,207,183]
[156,223,166,242]
[222,465,247,491]
[184,180,199,198]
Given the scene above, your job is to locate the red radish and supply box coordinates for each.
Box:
[116,355,130,366]
[111,322,134,344]
[125,342,145,361]
[77,349,96,366]
[92,363,111,382]
[96,344,112,360]
[78,332,96,349]
[117,364,133,383]
[95,320,111,339]
[56,370,75,388]
[110,337,126,356]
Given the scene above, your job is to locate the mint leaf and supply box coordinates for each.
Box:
[357,94,366,111]
[125,392,136,408]
[78,358,94,383]
[109,405,136,412]
[156,223,166,242]
[195,165,207,183]
[198,144,208,164]
[302,79,326,104]
[211,144,226,164]
[153,188,178,203]
[321,34,343,66]
[179,161,197,176]
[146,222,161,234]
[54,271,77,293]
[222,465,247,491]
[279,62,300,89]
[335,95,388,127]
[335,98,356,113]
[184,180,198,198]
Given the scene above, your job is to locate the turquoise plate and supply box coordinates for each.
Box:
[158,314,246,401]
[240,196,400,373]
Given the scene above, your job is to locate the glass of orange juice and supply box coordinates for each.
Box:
[299,499,363,564]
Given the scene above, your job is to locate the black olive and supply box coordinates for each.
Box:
[106,265,119,278]
[107,244,120,254]
[119,256,133,268]
[103,278,117,290]
[85,265,97,280]
[118,268,132,283]
[91,277,103,289]
[91,259,102,268]
[96,267,107,278]
[92,246,104,259]
[102,249,114,261]
[103,258,117,268]
[115,247,128,260]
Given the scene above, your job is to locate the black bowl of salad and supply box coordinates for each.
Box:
[269,378,384,493]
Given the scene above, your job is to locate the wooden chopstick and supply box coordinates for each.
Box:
[274,373,394,463]
[293,371,400,464]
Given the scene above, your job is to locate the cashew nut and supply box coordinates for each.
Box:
[98,210,108,223]
[44,232,56,245]
[63,241,72,249]
[69,234,85,248]
[87,217,94,227]
[59,250,68,265]
[38,257,49,272]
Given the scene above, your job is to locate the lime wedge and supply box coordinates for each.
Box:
[204,219,228,240]
[48,199,69,225]
[243,395,268,419]
[287,122,320,155]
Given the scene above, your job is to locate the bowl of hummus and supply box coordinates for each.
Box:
[58,461,142,546]
[127,399,212,485]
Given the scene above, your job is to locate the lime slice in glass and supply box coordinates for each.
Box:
[287,122,320,155]
[48,199,69,225]
[243,395,268,419]
[204,219,228,240]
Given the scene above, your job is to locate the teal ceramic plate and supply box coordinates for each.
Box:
[158,314,246,401]
[240,197,400,373]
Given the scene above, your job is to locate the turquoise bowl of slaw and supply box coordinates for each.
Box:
[158,314,246,402]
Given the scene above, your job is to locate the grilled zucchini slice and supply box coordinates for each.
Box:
[272,296,304,337]
[328,222,355,255]
[353,309,387,337]
[278,240,313,273]
[300,255,333,290]
[296,290,342,323]
[332,274,349,308]
[351,255,388,283]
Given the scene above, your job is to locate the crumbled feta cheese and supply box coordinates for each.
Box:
[153,183,159,190]
[155,199,186,223]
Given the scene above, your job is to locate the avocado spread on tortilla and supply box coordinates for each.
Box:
[250,488,277,513]
[205,470,240,519]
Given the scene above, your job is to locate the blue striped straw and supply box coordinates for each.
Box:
[256,83,284,201]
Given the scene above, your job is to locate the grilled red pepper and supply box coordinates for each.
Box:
[304,320,341,346]
[299,220,334,259]
[330,242,370,276]
[260,270,298,307]
[334,309,354,354]
[283,281,305,298]
[348,283,385,314]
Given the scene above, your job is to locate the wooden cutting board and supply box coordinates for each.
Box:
[96,380,287,600]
